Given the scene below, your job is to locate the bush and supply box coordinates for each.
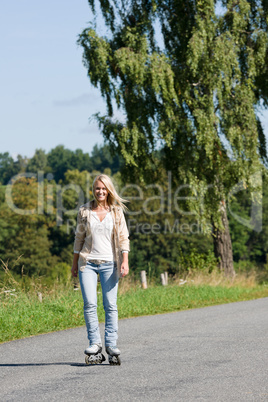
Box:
[177,245,218,275]
[46,262,72,283]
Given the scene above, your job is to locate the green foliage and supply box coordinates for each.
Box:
[176,246,218,275]
[47,145,90,182]
[46,262,72,283]
[0,144,124,185]
[78,0,268,232]
[229,172,268,263]
[0,177,59,276]
[90,144,124,173]
[0,152,21,185]
[0,142,268,281]
[119,167,214,277]
[26,149,48,173]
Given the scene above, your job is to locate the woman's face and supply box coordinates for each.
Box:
[94,180,108,203]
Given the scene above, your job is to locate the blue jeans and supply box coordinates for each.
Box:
[79,261,119,347]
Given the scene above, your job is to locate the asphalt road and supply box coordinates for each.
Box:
[0,298,267,401]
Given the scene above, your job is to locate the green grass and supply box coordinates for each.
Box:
[1,275,267,344]
[118,284,268,318]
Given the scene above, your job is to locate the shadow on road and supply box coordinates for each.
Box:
[0,362,111,367]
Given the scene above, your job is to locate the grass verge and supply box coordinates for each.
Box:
[1,267,268,344]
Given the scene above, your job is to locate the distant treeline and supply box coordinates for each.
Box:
[0,144,124,185]
[0,144,267,282]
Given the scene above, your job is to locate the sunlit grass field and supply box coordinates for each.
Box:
[1,265,267,344]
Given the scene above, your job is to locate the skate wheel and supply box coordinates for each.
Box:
[108,355,121,366]
[85,353,106,365]
[85,354,97,365]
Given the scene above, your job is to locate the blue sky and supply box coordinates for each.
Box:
[1,0,106,159]
[1,0,267,160]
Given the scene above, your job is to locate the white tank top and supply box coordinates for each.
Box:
[87,211,114,261]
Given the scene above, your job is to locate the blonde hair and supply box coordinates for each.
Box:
[92,174,129,212]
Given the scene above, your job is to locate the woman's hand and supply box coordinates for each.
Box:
[71,263,78,278]
[120,262,129,277]
[120,252,129,277]
[71,253,79,278]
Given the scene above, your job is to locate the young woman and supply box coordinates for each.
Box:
[71,174,130,365]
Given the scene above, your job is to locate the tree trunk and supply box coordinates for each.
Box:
[212,201,235,277]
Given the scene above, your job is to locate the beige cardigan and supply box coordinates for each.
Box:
[73,200,130,274]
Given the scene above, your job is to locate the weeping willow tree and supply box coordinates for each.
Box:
[78,0,268,276]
